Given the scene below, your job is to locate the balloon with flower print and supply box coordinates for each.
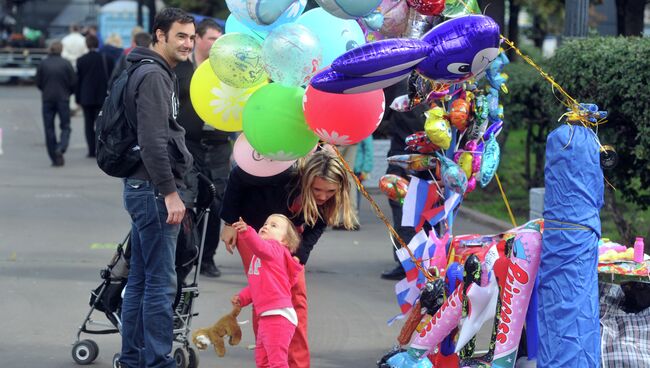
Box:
[242,83,319,161]
[190,61,267,132]
[303,85,385,146]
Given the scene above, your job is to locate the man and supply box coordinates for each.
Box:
[35,40,76,167]
[76,34,114,157]
[118,8,195,368]
[174,19,231,278]
[61,23,88,115]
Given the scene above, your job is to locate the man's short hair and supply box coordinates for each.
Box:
[85,34,99,49]
[151,8,194,45]
[133,32,152,48]
[49,41,63,55]
[196,19,223,38]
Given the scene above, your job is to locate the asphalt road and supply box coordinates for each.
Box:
[0,85,505,368]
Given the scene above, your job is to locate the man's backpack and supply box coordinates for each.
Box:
[95,59,154,177]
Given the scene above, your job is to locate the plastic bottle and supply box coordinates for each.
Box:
[634,237,645,263]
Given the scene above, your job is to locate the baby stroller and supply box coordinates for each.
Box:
[72,174,217,368]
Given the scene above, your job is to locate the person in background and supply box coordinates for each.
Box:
[230,214,303,368]
[61,24,87,68]
[380,80,429,280]
[332,144,361,230]
[35,40,76,167]
[174,18,230,278]
[76,34,114,158]
[353,135,374,223]
[117,8,195,368]
[100,33,124,63]
[108,31,152,88]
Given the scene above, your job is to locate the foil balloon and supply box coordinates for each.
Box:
[378,0,409,38]
[424,107,452,150]
[402,6,434,39]
[456,151,473,179]
[405,131,438,153]
[437,153,468,194]
[315,0,382,19]
[442,0,481,18]
[209,33,267,88]
[361,10,384,31]
[225,0,307,31]
[455,274,499,353]
[407,0,445,16]
[310,15,500,94]
[387,154,437,171]
[262,23,322,87]
[466,176,477,193]
[379,174,409,203]
[449,98,470,131]
[478,134,500,188]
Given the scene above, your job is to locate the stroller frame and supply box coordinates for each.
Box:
[72,175,217,368]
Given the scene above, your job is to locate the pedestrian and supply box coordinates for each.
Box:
[76,33,114,158]
[379,80,429,280]
[108,31,151,88]
[230,214,304,368]
[61,23,87,115]
[100,33,124,63]
[354,135,374,220]
[35,40,76,167]
[220,149,357,368]
[174,18,230,278]
[117,8,195,368]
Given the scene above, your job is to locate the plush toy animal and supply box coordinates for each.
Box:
[191,305,242,357]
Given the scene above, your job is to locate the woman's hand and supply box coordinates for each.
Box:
[221,224,238,254]
[232,217,248,233]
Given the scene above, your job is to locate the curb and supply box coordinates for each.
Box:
[458,206,514,232]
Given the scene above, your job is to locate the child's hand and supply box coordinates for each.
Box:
[232,217,248,233]
[231,295,241,307]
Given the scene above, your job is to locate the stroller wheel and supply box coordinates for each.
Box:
[173,347,189,368]
[112,353,121,368]
[71,339,99,365]
[188,346,200,368]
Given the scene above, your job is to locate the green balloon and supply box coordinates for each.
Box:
[243,84,318,161]
[209,32,268,88]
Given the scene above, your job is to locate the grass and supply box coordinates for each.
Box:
[462,128,650,245]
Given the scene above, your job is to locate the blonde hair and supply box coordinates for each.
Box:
[105,33,123,47]
[293,150,357,229]
[270,214,302,254]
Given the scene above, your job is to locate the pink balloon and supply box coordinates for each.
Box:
[233,134,298,177]
[303,85,385,145]
[379,0,409,37]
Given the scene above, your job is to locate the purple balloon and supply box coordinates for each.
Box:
[417,15,501,82]
[331,38,432,77]
[311,67,412,94]
[476,120,503,151]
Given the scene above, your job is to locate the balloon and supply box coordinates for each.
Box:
[379,174,409,203]
[315,0,382,19]
[309,67,411,94]
[478,133,500,187]
[190,61,266,132]
[225,0,307,31]
[262,24,322,86]
[455,275,499,353]
[361,11,384,31]
[407,0,445,16]
[295,8,366,67]
[402,6,434,39]
[378,0,409,38]
[442,0,481,18]
[405,131,438,153]
[303,85,384,145]
[209,33,267,88]
[387,154,437,171]
[437,153,468,194]
[233,133,296,177]
[225,14,268,42]
[457,151,473,179]
[242,83,319,160]
[424,107,452,150]
[449,98,470,131]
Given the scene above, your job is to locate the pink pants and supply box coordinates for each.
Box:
[256,314,296,368]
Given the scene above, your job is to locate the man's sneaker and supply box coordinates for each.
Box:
[200,260,221,278]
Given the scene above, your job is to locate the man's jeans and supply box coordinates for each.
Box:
[120,179,179,368]
[42,100,71,162]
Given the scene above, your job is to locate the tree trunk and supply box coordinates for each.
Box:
[605,187,636,244]
[532,14,547,49]
[506,1,520,61]
[478,0,506,32]
[615,0,646,36]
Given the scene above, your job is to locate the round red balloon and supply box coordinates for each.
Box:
[303,85,385,146]
[407,0,445,16]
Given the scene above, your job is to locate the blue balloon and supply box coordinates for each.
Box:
[225,14,268,41]
[226,0,306,32]
[315,0,382,19]
[436,152,468,195]
[479,133,500,188]
[262,23,322,86]
[295,8,366,67]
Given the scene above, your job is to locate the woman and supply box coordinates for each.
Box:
[220,149,356,368]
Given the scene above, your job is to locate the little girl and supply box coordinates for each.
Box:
[230,214,304,368]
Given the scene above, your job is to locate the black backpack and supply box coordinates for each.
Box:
[95,59,154,177]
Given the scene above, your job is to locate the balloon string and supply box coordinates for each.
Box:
[330,144,435,282]
[495,172,518,228]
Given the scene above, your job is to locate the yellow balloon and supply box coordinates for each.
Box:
[190,60,267,132]
[458,151,473,179]
[424,107,452,150]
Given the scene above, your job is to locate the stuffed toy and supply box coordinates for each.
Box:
[191,305,242,357]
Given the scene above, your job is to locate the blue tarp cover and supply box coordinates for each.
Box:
[537,124,604,367]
